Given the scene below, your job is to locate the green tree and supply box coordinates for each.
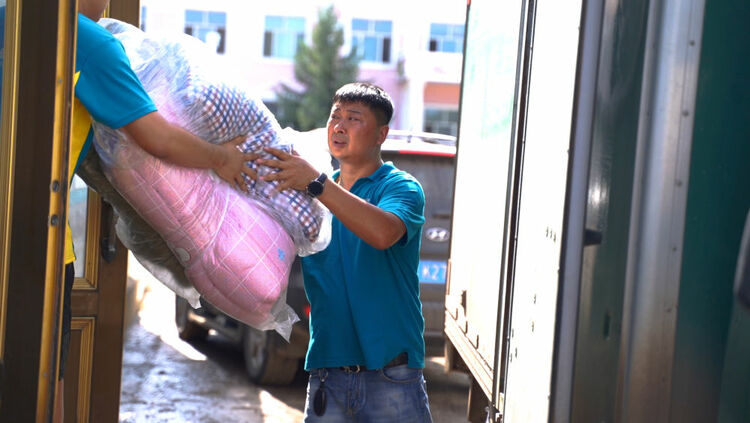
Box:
[275,6,359,131]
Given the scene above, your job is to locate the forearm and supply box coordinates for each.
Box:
[122,112,227,170]
[148,125,228,170]
[254,147,406,247]
[317,182,405,250]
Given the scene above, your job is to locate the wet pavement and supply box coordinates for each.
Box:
[119,256,471,422]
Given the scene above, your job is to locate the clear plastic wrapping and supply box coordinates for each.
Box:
[88,19,333,339]
[97,18,333,256]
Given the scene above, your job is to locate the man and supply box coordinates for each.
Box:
[258,82,433,422]
[55,1,254,421]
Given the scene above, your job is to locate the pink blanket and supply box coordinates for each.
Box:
[109,142,296,329]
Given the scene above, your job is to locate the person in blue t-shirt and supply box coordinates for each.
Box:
[257,82,433,422]
[54,1,255,421]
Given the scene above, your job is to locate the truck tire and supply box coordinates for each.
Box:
[175,296,208,342]
[242,325,298,385]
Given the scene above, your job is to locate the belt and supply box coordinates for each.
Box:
[339,352,408,373]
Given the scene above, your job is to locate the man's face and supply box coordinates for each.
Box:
[326,101,387,164]
[79,0,110,20]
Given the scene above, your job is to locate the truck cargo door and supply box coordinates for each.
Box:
[444,0,526,415]
[502,1,583,421]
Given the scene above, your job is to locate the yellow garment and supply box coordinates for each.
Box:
[64,71,93,264]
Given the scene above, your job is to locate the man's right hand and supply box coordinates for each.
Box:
[123,112,258,193]
[214,136,259,193]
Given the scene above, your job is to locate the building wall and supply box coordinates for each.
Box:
[425,83,461,107]
[139,0,465,132]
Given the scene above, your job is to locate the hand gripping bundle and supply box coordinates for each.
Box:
[91,19,333,339]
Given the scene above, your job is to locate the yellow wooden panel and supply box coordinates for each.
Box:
[70,317,95,423]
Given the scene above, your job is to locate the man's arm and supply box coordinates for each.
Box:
[257,147,406,250]
[314,178,407,250]
[122,111,258,191]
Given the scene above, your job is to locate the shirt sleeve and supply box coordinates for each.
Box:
[378,175,426,245]
[75,36,156,129]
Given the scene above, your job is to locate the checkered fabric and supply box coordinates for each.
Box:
[175,74,326,247]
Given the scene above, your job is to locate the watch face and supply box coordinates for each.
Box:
[307,180,324,197]
[306,173,327,197]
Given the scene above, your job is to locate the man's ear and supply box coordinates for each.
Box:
[376,125,389,145]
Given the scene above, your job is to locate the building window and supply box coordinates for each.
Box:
[428,23,464,53]
[263,16,305,59]
[184,10,227,54]
[351,19,392,63]
[424,108,459,136]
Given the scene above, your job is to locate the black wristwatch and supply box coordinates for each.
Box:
[306,173,328,198]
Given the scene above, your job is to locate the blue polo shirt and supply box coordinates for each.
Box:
[74,13,156,172]
[63,14,156,264]
[302,162,426,371]
[0,14,155,140]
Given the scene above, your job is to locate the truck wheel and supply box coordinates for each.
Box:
[242,326,298,385]
[175,296,208,342]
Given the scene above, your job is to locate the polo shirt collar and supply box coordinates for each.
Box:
[332,161,395,187]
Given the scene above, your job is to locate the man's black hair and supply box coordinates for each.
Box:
[332,82,394,126]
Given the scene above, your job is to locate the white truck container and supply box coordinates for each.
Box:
[444,1,750,422]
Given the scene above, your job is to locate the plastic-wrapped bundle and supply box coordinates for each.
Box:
[90,19,333,338]
[98,137,299,336]
[97,18,332,255]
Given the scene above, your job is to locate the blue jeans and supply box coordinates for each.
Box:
[303,365,433,422]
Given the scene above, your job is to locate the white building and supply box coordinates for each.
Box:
[139,0,465,134]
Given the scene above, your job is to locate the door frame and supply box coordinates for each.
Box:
[0,0,77,421]
[0,0,141,421]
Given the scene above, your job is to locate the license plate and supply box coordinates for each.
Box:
[419,260,447,284]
